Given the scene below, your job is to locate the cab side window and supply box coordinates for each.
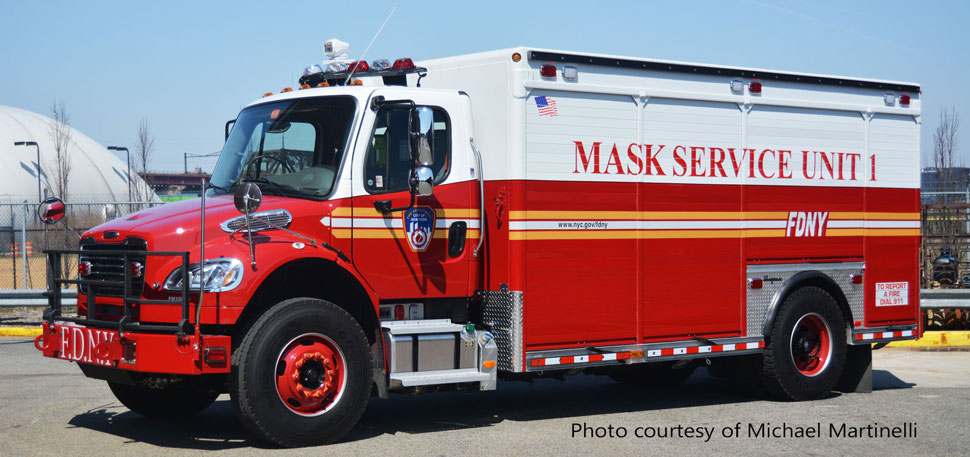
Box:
[365,106,450,193]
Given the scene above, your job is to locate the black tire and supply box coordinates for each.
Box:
[230,298,371,447]
[761,286,847,401]
[109,382,218,418]
[609,361,697,388]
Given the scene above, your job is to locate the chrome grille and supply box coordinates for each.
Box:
[79,237,147,297]
[220,209,292,233]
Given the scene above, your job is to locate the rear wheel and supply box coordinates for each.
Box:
[761,286,846,400]
[109,382,218,418]
[230,298,371,447]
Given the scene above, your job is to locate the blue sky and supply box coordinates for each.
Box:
[2,0,967,172]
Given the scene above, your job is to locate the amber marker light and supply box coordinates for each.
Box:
[512,52,521,62]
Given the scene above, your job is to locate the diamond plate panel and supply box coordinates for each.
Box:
[481,286,523,372]
[746,262,865,337]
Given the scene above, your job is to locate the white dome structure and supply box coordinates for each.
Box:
[0,105,155,203]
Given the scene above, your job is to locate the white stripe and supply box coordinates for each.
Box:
[602,353,617,361]
[865,220,920,229]
[320,216,331,227]
[745,220,788,229]
[574,355,588,363]
[673,347,687,355]
[545,357,560,366]
[698,346,712,353]
[862,333,874,340]
[509,220,746,231]
[332,218,480,229]
[882,332,894,339]
[745,342,760,350]
[901,330,914,337]
[827,220,865,228]
[647,349,661,357]
[722,344,736,351]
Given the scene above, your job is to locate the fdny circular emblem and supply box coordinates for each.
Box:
[403,207,435,252]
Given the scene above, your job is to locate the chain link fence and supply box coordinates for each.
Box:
[0,201,164,290]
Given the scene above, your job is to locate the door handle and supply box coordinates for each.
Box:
[448,221,467,258]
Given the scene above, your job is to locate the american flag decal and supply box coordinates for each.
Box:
[535,96,558,117]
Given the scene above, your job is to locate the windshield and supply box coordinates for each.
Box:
[208,96,356,199]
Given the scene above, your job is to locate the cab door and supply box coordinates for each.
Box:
[349,90,477,299]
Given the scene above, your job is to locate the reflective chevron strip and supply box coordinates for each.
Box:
[527,341,765,368]
[854,329,915,341]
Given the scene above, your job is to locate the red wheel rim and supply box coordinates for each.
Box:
[275,333,347,416]
[790,313,832,377]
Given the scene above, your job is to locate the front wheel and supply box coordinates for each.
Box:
[230,298,372,447]
[761,286,847,400]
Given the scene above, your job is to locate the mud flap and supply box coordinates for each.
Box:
[835,344,872,393]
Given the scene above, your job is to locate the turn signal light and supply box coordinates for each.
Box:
[899,95,910,106]
[483,360,496,369]
[850,274,863,285]
[749,81,762,94]
[130,261,144,278]
[540,65,556,78]
[392,58,415,70]
[394,305,405,320]
[78,261,92,276]
[748,278,763,289]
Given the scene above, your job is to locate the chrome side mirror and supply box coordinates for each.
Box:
[413,166,434,197]
[234,182,262,214]
[410,106,434,167]
[38,197,66,225]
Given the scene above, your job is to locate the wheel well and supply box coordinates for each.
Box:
[233,258,378,345]
[763,272,855,339]
[792,277,853,329]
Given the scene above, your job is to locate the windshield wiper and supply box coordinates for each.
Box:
[207,183,230,193]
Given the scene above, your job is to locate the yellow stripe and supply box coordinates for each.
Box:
[508,227,919,241]
[865,228,920,236]
[826,228,865,237]
[331,207,480,218]
[332,229,480,239]
[741,229,787,238]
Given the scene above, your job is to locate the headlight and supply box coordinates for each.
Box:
[163,258,244,292]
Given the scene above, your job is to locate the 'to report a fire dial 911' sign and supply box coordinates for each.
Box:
[875,282,909,307]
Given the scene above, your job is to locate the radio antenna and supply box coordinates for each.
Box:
[345,5,397,85]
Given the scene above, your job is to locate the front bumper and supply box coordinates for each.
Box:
[34,321,231,375]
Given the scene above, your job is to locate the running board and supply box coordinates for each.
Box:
[390,369,491,387]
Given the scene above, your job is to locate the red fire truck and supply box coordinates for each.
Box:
[34,41,921,447]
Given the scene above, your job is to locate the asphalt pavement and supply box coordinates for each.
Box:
[1,338,967,456]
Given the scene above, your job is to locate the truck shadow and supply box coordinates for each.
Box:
[67,401,262,450]
[65,367,916,449]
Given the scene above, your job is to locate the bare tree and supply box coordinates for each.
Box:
[134,117,156,201]
[933,107,961,191]
[923,107,963,286]
[46,100,73,201]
